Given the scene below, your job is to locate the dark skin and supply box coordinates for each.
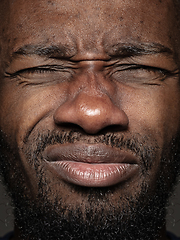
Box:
[0,0,180,239]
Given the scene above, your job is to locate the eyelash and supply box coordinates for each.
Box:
[109,63,179,80]
[111,64,169,74]
[25,68,55,74]
[5,65,72,78]
[5,64,178,80]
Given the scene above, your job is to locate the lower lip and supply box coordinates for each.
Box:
[47,161,138,187]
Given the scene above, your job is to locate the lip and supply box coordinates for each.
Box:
[43,144,139,187]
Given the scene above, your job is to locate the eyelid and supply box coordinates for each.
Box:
[5,64,75,78]
[110,63,179,76]
[4,62,179,79]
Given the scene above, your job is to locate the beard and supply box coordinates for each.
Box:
[0,129,180,240]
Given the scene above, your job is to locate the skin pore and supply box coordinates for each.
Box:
[0,0,180,239]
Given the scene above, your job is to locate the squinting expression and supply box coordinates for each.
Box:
[0,0,180,239]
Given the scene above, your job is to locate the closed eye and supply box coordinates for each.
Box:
[4,65,75,87]
[109,64,179,85]
[5,65,74,78]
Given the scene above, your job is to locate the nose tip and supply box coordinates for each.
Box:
[54,93,129,134]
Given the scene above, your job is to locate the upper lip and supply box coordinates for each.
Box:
[43,143,138,164]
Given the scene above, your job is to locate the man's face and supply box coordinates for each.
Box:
[0,0,180,239]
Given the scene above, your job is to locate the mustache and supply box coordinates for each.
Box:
[26,130,159,172]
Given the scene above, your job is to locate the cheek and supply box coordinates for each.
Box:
[0,83,68,147]
[122,85,180,147]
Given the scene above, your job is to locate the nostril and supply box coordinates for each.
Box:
[54,123,128,136]
[56,122,85,132]
[99,124,128,134]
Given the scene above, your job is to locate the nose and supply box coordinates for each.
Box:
[53,92,129,134]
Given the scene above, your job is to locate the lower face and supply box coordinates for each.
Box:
[0,126,180,240]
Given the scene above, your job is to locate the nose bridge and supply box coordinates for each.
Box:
[70,61,116,100]
[78,61,110,94]
[53,63,129,134]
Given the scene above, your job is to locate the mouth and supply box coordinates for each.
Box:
[43,144,139,187]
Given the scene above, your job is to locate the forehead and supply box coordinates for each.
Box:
[0,0,179,60]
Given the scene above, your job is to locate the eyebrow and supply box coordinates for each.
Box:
[13,44,77,59]
[13,42,174,60]
[106,42,174,58]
